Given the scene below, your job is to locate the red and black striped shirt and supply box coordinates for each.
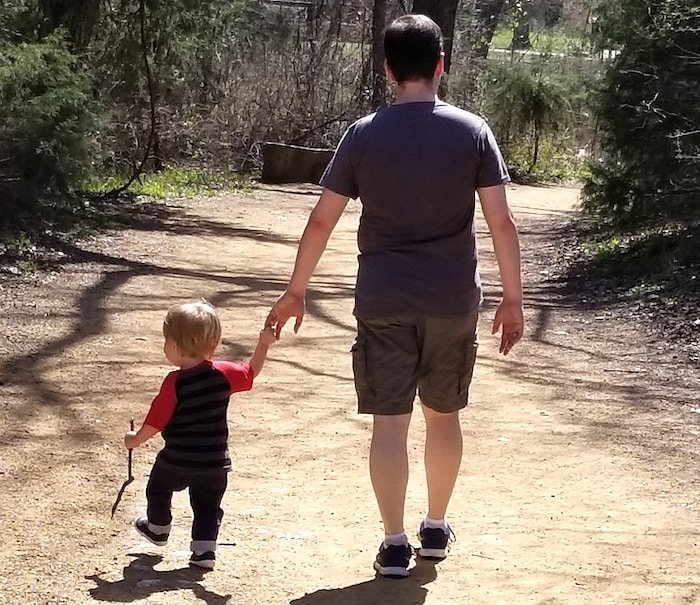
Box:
[145,360,254,472]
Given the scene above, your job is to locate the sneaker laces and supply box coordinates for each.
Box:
[439,524,457,544]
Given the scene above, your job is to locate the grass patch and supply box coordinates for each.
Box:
[490,27,590,55]
[505,140,591,184]
[569,223,700,356]
[83,166,252,198]
[491,28,515,50]
[555,220,700,361]
[0,192,146,271]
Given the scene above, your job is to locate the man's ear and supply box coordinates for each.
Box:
[435,53,445,79]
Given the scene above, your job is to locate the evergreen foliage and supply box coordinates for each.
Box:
[486,60,565,172]
[0,31,98,227]
[483,53,593,179]
[582,0,700,227]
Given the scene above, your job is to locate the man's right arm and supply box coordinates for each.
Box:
[477,184,524,355]
[265,187,350,337]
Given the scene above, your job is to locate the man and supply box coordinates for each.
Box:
[265,14,523,578]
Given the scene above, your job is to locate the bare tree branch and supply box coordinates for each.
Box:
[104,0,157,196]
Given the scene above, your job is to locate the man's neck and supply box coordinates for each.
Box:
[393,79,439,105]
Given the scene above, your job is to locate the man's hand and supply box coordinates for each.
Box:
[492,300,524,355]
[265,291,305,338]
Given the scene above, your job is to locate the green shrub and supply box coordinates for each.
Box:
[485,60,566,173]
[506,139,591,183]
[582,0,700,228]
[481,52,596,182]
[0,32,99,230]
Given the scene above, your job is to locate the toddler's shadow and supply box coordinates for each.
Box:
[86,553,230,604]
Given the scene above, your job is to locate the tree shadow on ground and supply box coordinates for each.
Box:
[86,553,230,604]
[0,235,354,450]
[289,557,438,605]
[537,218,700,361]
[0,191,300,273]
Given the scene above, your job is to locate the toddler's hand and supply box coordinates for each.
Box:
[124,430,139,450]
[258,326,277,347]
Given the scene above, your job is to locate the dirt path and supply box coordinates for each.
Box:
[0,184,698,605]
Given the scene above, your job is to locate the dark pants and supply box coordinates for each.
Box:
[146,459,228,552]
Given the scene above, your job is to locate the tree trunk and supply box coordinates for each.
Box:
[412,0,459,73]
[511,19,532,50]
[38,0,100,51]
[372,0,387,109]
[471,0,508,60]
[530,123,540,174]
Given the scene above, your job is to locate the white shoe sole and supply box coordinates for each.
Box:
[189,559,215,570]
[417,547,448,559]
[373,562,410,577]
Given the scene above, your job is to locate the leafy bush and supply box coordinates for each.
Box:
[0,32,99,230]
[483,56,594,179]
[506,139,591,183]
[582,0,700,228]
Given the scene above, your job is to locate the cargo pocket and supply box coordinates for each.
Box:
[351,336,373,404]
[459,339,479,394]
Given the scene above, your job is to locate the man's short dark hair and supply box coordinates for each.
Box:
[384,14,444,84]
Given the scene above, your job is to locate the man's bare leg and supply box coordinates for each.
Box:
[422,405,462,520]
[370,413,412,536]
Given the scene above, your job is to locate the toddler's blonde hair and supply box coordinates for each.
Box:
[163,300,222,358]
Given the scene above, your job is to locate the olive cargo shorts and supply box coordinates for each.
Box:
[351,311,479,415]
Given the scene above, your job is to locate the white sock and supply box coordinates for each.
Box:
[383,531,408,547]
[424,516,448,531]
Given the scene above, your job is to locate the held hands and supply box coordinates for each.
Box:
[492,299,524,355]
[265,291,305,338]
[258,326,277,347]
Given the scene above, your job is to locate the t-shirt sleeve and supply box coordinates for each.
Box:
[476,121,511,188]
[144,371,178,431]
[319,126,359,199]
[213,360,254,394]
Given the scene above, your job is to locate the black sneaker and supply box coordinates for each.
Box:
[373,542,413,578]
[190,551,216,570]
[134,515,169,546]
[417,521,453,560]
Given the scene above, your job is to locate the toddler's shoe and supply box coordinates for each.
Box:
[190,551,216,570]
[134,515,169,546]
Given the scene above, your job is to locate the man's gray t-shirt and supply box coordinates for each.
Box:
[320,100,509,318]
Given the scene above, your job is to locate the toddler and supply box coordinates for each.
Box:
[124,300,276,569]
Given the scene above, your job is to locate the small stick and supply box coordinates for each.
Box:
[128,418,134,481]
[111,419,136,518]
